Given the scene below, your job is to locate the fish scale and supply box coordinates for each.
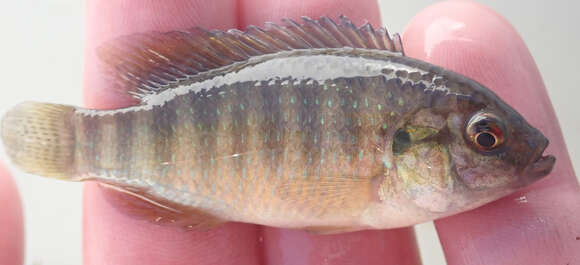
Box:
[75,73,423,223]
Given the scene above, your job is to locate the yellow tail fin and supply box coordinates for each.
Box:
[1,102,76,179]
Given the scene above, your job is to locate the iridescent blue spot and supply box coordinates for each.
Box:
[353,100,358,109]
[327,100,332,107]
[365,97,369,107]
[290,96,295,104]
[359,150,364,160]
[383,159,392,169]
[161,166,168,179]
[276,166,282,180]
[315,166,320,180]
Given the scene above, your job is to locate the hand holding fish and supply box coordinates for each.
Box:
[1,1,579,265]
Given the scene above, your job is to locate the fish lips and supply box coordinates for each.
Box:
[521,137,556,184]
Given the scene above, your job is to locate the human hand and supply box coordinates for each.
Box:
[2,0,577,264]
[0,164,23,265]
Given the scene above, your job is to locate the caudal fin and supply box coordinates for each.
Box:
[1,102,76,179]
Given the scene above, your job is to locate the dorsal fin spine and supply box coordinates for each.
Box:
[282,18,323,48]
[318,16,355,47]
[98,15,405,100]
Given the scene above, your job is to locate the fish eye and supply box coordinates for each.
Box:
[465,112,505,152]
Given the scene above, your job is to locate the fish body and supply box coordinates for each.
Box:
[1,16,555,233]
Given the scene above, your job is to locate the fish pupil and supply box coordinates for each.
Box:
[476,132,496,147]
[392,129,411,155]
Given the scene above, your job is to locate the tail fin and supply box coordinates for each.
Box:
[1,102,76,179]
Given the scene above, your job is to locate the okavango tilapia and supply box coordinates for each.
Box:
[1,16,555,233]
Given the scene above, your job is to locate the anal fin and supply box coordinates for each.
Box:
[98,182,226,230]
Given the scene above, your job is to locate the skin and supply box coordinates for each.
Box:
[0,0,578,264]
[0,163,23,265]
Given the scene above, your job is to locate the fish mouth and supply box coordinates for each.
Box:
[522,138,556,182]
[526,154,556,179]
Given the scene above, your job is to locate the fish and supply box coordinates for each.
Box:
[1,16,555,233]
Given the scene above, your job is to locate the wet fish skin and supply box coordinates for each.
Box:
[0,16,555,233]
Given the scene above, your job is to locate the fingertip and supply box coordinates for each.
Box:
[404,1,580,264]
[403,0,532,92]
[0,163,24,265]
[402,0,574,183]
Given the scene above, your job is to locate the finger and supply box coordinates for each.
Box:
[238,0,381,27]
[239,1,421,264]
[0,163,24,265]
[262,227,420,265]
[403,1,580,265]
[83,1,262,265]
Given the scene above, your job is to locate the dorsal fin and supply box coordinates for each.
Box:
[97,15,404,100]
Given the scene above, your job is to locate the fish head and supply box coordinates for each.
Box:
[385,89,555,219]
